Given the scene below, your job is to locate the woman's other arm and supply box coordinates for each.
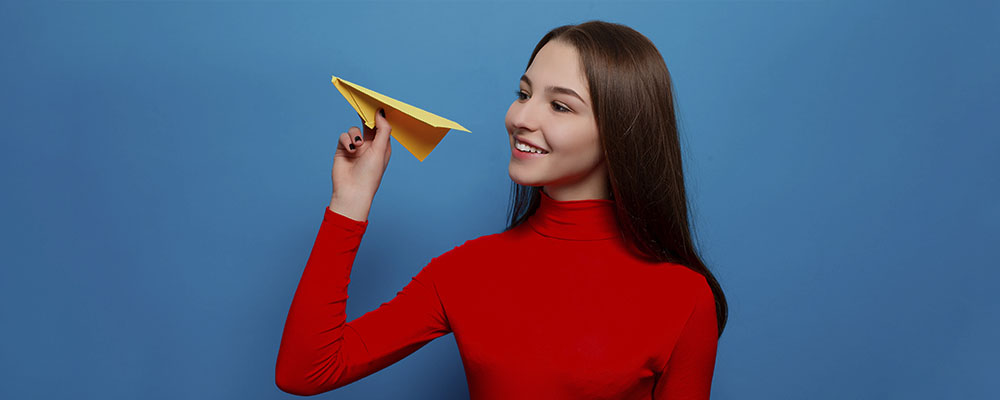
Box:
[653,277,719,399]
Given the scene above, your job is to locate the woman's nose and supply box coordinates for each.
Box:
[507,98,541,133]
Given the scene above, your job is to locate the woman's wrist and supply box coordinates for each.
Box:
[328,193,373,222]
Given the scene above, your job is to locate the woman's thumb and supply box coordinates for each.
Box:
[374,108,392,147]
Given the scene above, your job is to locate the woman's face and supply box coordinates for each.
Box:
[506,39,608,200]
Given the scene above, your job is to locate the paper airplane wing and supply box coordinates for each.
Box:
[332,75,470,162]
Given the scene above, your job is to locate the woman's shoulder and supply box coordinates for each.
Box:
[419,223,537,276]
[642,261,715,304]
[429,228,516,263]
[407,230,511,287]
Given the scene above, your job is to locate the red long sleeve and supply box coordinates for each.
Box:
[653,279,719,399]
[276,190,719,398]
[274,207,451,396]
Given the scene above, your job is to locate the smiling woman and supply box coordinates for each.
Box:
[276,20,725,399]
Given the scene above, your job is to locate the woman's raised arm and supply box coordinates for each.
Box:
[275,110,451,395]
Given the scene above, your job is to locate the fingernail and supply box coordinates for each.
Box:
[379,108,385,118]
[354,136,361,142]
[349,143,355,150]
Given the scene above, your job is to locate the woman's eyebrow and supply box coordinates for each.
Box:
[521,74,588,106]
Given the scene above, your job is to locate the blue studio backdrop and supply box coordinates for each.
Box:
[1,0,997,399]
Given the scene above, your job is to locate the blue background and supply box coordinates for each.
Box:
[2,0,997,399]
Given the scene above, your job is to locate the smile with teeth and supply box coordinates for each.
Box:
[515,139,548,154]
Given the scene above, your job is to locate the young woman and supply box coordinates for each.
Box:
[276,20,727,399]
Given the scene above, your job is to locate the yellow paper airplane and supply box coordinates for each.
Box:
[331,75,470,162]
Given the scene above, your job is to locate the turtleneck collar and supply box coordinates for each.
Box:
[526,189,620,241]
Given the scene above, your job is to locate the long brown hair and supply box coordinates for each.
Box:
[505,21,728,336]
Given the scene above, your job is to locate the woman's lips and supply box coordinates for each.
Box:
[514,137,548,152]
[512,145,548,160]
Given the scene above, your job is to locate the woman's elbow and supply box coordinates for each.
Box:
[275,368,326,396]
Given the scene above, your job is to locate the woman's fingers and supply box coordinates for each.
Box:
[347,126,363,151]
[345,109,390,156]
[338,131,355,153]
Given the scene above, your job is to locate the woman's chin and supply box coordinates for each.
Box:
[508,169,544,187]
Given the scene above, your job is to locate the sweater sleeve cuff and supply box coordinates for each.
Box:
[323,206,369,232]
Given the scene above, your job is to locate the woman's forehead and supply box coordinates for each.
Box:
[525,40,589,97]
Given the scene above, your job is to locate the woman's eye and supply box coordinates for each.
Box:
[515,90,529,101]
[552,102,570,112]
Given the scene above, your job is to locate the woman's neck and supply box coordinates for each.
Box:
[542,163,611,201]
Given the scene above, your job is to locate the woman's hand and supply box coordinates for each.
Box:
[328,108,393,222]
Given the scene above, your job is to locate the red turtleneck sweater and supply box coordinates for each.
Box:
[276,190,719,399]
